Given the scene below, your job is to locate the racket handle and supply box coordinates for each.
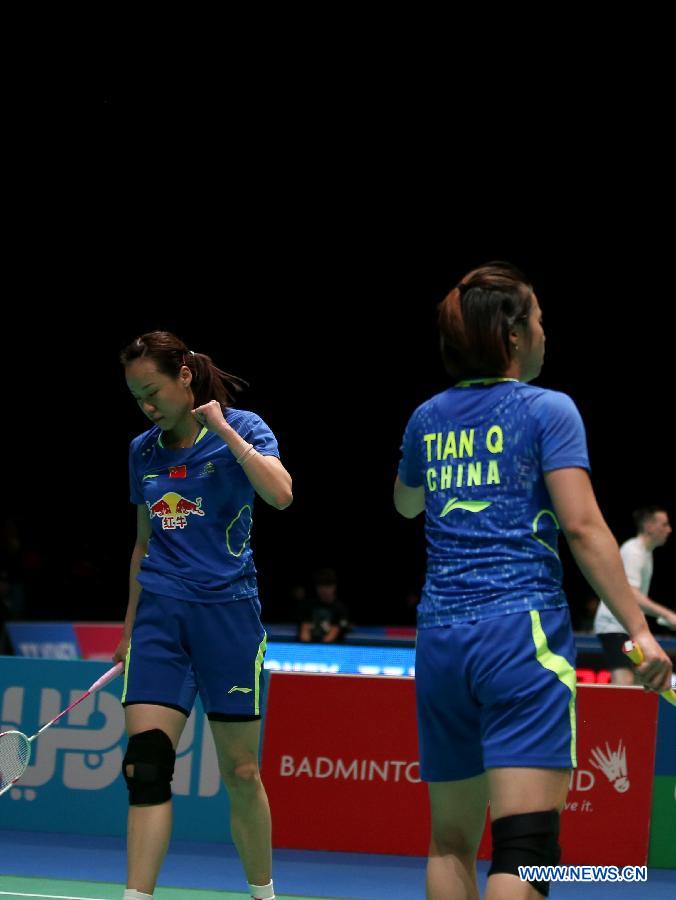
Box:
[89,661,124,694]
[622,640,644,666]
[33,661,126,738]
[622,640,676,706]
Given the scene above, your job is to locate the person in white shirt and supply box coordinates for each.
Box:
[595,506,674,684]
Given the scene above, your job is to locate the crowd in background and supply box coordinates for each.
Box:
[3,512,672,657]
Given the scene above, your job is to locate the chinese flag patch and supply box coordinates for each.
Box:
[169,465,187,479]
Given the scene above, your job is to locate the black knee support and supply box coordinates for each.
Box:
[122,729,176,806]
[488,810,560,898]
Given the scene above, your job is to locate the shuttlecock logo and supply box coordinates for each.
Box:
[589,740,630,793]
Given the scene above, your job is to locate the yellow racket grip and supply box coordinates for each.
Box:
[622,640,676,706]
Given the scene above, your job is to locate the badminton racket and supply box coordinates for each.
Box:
[622,640,676,706]
[0,661,124,796]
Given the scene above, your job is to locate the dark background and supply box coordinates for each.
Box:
[2,86,673,632]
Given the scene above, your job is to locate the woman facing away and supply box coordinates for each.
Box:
[394,262,672,900]
[115,331,292,900]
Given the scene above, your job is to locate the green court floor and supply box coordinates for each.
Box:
[0,877,335,900]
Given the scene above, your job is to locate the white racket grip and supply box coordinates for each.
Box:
[89,661,124,693]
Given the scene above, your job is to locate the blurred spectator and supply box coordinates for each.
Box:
[287,580,307,608]
[577,595,599,633]
[298,567,350,643]
[594,505,675,684]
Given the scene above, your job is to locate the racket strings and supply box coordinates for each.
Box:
[0,732,30,790]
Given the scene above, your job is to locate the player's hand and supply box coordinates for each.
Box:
[657,611,676,630]
[113,635,129,666]
[629,629,673,693]
[192,399,226,432]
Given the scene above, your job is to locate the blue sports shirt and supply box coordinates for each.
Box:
[129,408,279,602]
[398,380,590,626]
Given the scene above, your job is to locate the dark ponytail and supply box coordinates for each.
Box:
[120,331,247,407]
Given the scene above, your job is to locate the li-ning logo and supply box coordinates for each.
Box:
[228,686,252,694]
[589,740,630,793]
[199,461,216,478]
[440,497,492,517]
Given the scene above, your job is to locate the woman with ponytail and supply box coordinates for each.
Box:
[116,331,291,900]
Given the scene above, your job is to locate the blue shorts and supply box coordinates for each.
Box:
[415,607,577,781]
[121,590,267,719]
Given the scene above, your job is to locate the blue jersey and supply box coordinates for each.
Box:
[398,380,590,626]
[129,408,279,603]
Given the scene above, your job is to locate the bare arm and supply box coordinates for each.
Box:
[545,468,672,692]
[322,625,342,643]
[113,504,150,664]
[631,588,676,627]
[300,622,341,643]
[393,475,425,519]
[194,400,293,509]
[238,453,293,510]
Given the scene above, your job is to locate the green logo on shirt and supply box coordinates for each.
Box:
[440,497,492,517]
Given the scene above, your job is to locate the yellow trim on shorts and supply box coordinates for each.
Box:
[254,632,267,715]
[530,610,577,767]
[121,640,131,704]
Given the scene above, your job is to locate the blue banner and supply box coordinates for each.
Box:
[5,623,79,659]
[0,657,247,841]
[264,641,415,677]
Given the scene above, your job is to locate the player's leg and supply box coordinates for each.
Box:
[121,590,196,897]
[191,595,273,899]
[485,767,569,900]
[210,718,273,897]
[416,624,487,900]
[598,632,636,685]
[427,775,489,900]
[610,667,635,685]
[480,609,577,899]
[124,703,188,895]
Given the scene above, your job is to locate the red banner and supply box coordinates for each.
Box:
[262,675,658,865]
[263,674,426,855]
[73,623,124,661]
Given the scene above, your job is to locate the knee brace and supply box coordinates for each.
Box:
[122,729,176,806]
[488,810,560,898]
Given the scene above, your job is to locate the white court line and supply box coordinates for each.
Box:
[0,892,109,900]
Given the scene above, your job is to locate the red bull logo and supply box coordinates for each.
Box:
[147,492,205,530]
